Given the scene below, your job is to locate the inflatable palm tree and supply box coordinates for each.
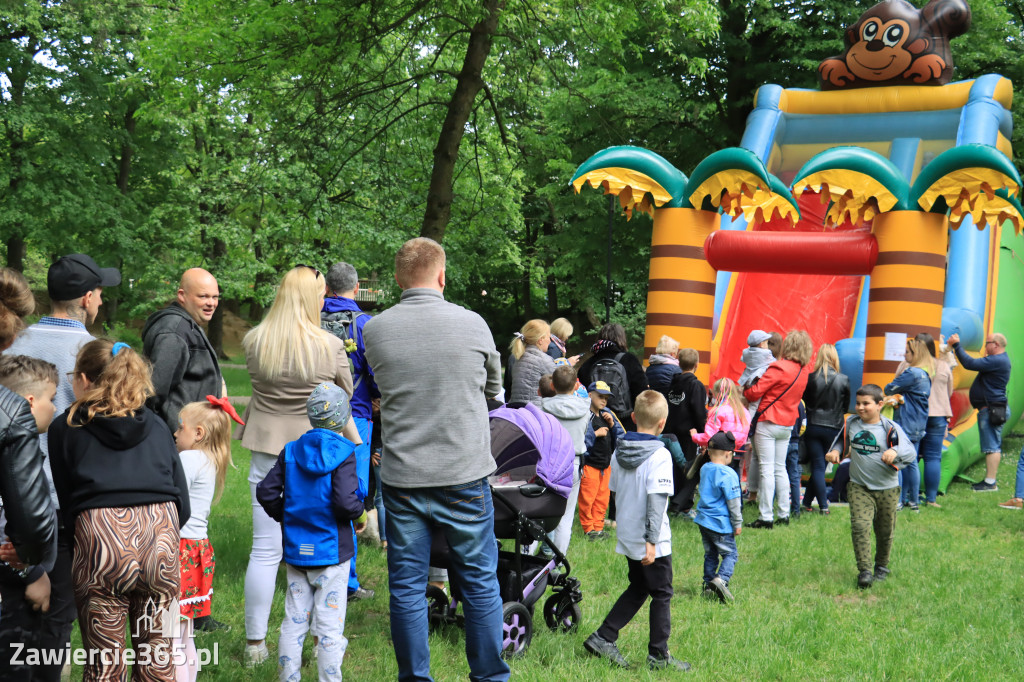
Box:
[571,146,798,382]
[791,143,1022,387]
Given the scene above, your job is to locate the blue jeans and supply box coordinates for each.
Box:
[699,525,738,584]
[383,479,509,682]
[786,437,802,515]
[802,424,839,511]
[1014,445,1024,499]
[348,417,373,593]
[898,436,922,505]
[977,407,1003,454]
[920,416,947,503]
[373,460,386,541]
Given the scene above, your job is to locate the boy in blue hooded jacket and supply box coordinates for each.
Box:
[257,382,366,681]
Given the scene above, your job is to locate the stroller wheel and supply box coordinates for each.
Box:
[543,593,581,633]
[425,585,451,630]
[500,602,533,659]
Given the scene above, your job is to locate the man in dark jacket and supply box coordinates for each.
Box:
[949,332,1011,493]
[142,269,224,432]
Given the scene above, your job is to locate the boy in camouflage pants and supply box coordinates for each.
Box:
[826,384,916,589]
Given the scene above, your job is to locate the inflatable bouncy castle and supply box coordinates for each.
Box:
[571,0,1023,494]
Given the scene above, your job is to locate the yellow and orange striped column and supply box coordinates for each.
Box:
[862,211,948,387]
[644,207,720,385]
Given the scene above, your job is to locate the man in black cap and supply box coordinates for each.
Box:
[1,252,120,682]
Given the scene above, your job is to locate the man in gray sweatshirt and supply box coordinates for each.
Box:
[363,237,509,682]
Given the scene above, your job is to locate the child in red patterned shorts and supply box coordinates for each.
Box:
[172,396,242,679]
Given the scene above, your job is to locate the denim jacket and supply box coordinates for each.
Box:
[885,366,931,441]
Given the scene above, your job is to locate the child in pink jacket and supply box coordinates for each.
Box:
[691,378,750,452]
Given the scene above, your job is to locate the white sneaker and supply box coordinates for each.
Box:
[244,642,269,667]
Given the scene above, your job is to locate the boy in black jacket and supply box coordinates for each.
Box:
[666,348,708,517]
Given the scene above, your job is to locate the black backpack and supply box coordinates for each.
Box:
[590,352,632,416]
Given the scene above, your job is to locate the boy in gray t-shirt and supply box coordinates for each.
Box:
[826,384,916,590]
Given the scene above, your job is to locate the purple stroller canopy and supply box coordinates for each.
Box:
[489,403,575,497]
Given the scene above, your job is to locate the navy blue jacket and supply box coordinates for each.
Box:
[885,366,931,441]
[953,344,1011,409]
[645,359,682,396]
[257,428,363,568]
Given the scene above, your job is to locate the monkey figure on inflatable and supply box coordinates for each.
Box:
[818,0,971,90]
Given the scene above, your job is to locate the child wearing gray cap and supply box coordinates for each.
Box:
[256,382,365,681]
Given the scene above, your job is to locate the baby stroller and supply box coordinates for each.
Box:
[426,403,584,658]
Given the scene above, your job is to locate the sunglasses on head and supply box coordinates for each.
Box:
[296,264,322,279]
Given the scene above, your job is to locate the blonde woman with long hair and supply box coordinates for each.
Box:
[236,265,355,665]
[897,333,953,507]
[800,343,851,515]
[884,337,932,511]
[507,319,555,405]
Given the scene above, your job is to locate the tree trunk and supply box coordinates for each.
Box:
[5,235,26,272]
[543,200,558,316]
[420,0,504,242]
[207,237,228,359]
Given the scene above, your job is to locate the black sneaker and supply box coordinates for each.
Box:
[192,616,230,633]
[775,516,790,526]
[857,570,874,589]
[745,519,773,529]
[701,583,717,600]
[709,576,734,603]
[972,481,998,492]
[873,566,890,582]
[647,653,691,672]
[584,632,630,669]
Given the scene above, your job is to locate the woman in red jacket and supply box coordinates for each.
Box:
[743,330,812,528]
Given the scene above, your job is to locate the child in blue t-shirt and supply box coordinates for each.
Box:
[694,431,742,603]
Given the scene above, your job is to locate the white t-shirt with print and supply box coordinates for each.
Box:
[609,446,674,560]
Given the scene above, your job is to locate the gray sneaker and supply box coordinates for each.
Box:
[873,566,890,582]
[709,576,734,603]
[648,653,692,672]
[348,587,375,602]
[584,632,630,669]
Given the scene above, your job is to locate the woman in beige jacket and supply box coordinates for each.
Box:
[235,265,353,665]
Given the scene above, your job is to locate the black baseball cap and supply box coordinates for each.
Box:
[708,431,737,452]
[47,254,121,300]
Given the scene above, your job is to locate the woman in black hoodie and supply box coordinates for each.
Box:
[48,339,189,682]
[576,323,648,430]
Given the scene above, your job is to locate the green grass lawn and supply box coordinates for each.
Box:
[69,434,1024,680]
[221,367,252,397]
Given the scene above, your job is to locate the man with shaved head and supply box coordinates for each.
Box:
[143,268,224,435]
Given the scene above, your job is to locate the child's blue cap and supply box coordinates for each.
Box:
[587,381,613,396]
[307,382,352,430]
[747,330,771,346]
